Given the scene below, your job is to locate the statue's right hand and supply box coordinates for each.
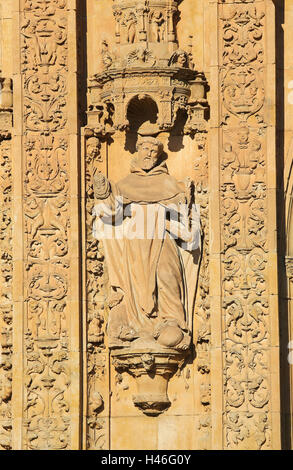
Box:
[93,173,111,199]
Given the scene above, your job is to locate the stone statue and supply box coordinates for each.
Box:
[93,136,201,353]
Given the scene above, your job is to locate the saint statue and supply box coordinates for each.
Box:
[93,136,201,352]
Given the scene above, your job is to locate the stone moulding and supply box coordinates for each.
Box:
[111,348,186,416]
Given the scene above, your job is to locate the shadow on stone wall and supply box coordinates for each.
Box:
[77,0,88,129]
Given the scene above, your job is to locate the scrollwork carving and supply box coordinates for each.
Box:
[84,134,108,449]
[21,0,71,449]
[221,7,265,124]
[0,141,12,450]
[193,134,211,448]
[220,1,270,449]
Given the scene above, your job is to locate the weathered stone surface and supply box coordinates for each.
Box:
[0,0,291,450]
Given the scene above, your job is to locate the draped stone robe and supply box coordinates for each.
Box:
[93,159,201,349]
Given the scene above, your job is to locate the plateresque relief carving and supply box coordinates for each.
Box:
[0,68,13,449]
[220,2,271,449]
[0,0,284,451]
[0,139,12,450]
[21,0,71,449]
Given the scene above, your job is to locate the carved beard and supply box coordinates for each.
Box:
[140,156,158,171]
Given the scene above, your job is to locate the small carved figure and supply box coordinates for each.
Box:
[237,126,250,149]
[101,40,113,69]
[169,49,189,68]
[88,313,104,344]
[123,11,137,43]
[87,137,102,164]
[25,197,44,239]
[221,143,239,181]
[248,139,265,181]
[151,11,165,42]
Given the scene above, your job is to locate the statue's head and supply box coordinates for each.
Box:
[136,136,164,171]
[169,49,189,68]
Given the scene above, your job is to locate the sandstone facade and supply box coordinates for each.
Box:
[0,0,291,450]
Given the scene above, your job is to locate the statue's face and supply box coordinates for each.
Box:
[137,142,160,171]
[177,53,187,67]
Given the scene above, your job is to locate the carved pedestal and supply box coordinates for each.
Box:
[111,348,186,416]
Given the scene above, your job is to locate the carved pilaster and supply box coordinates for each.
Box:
[0,135,12,450]
[193,133,211,449]
[83,131,110,450]
[0,22,13,445]
[10,0,81,449]
[218,0,280,449]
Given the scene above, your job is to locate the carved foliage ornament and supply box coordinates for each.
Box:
[0,141,12,450]
[221,7,265,124]
[84,136,108,450]
[220,2,270,450]
[21,0,70,449]
[193,133,211,448]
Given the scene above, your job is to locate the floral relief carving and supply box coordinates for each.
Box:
[0,141,12,450]
[193,135,211,447]
[220,1,270,449]
[86,346,107,450]
[21,12,68,137]
[24,136,69,197]
[23,74,67,134]
[24,0,66,15]
[20,0,71,449]
[221,7,265,124]
[89,0,208,138]
[0,0,282,451]
[84,135,108,450]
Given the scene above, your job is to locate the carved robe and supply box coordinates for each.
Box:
[93,160,201,349]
